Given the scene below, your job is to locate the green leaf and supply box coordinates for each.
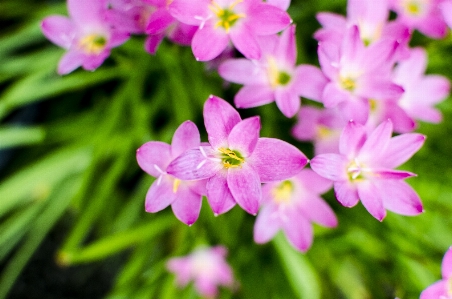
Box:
[0,126,45,149]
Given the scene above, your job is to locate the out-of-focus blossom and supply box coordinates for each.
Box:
[41,0,129,74]
[310,120,425,221]
[169,0,292,61]
[292,106,345,155]
[219,25,327,118]
[254,169,337,252]
[420,247,452,299]
[266,0,291,11]
[167,96,308,216]
[167,246,234,298]
[318,25,403,124]
[389,0,448,38]
[440,0,452,28]
[136,121,206,225]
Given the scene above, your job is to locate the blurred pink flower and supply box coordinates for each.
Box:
[440,0,452,28]
[136,121,206,225]
[420,247,452,299]
[310,120,425,221]
[41,0,129,74]
[254,169,337,252]
[167,246,234,298]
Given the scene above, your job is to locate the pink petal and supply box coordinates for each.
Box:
[341,25,364,67]
[441,1,452,28]
[146,8,174,34]
[347,0,389,27]
[317,41,340,80]
[415,75,450,105]
[442,247,452,279]
[420,280,447,299]
[234,85,275,108]
[265,0,291,11]
[275,88,300,118]
[381,133,425,169]
[293,65,328,101]
[68,0,106,25]
[171,186,202,225]
[369,169,416,180]
[358,79,404,101]
[228,116,260,157]
[145,175,178,212]
[310,154,349,181]
[417,14,447,39]
[253,205,281,243]
[248,138,308,182]
[137,141,172,177]
[316,12,347,29]
[374,180,423,216]
[296,169,333,195]
[81,51,110,71]
[171,120,201,159]
[218,59,266,85]
[291,106,321,141]
[227,164,261,215]
[192,24,229,61]
[357,181,386,221]
[334,181,360,207]
[168,0,209,26]
[322,83,350,108]
[144,33,165,55]
[339,120,366,158]
[166,147,221,180]
[206,173,237,215]
[41,16,75,49]
[358,120,393,162]
[57,51,84,75]
[394,47,426,80]
[301,196,337,227]
[274,25,296,66]
[229,24,261,60]
[337,98,369,124]
[282,213,313,252]
[204,96,241,149]
[246,3,292,35]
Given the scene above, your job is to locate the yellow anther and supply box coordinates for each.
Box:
[209,0,245,33]
[406,2,421,15]
[173,179,181,193]
[340,77,356,92]
[272,180,293,203]
[317,125,332,139]
[78,34,107,55]
[218,147,244,162]
[223,161,242,169]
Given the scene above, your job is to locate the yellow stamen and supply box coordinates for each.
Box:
[406,2,421,15]
[209,0,246,33]
[272,180,293,203]
[218,147,244,162]
[268,57,280,88]
[317,125,332,139]
[78,34,107,55]
[218,147,244,169]
[173,179,181,193]
[340,77,356,92]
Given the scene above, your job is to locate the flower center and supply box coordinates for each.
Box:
[218,147,244,169]
[173,179,181,193]
[267,57,292,88]
[405,1,421,15]
[272,180,293,203]
[317,125,333,139]
[209,0,245,33]
[340,77,356,92]
[347,159,366,181]
[78,34,107,55]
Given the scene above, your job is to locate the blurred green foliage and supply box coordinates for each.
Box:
[1,0,452,298]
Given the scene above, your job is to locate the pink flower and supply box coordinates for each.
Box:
[136,121,206,225]
[390,0,448,38]
[167,96,308,216]
[318,25,404,124]
[440,0,452,29]
[169,0,292,61]
[218,25,327,118]
[167,246,234,298]
[310,120,425,221]
[254,169,337,252]
[420,247,452,299]
[41,0,129,74]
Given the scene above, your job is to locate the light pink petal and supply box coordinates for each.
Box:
[358,79,404,101]
[171,120,201,159]
[420,280,447,299]
[293,65,328,101]
[317,42,340,80]
[227,164,261,215]
[195,277,218,297]
[442,247,452,279]
[358,120,393,162]
[229,25,261,60]
[282,213,313,252]
[228,116,260,157]
[441,1,452,28]
[41,16,75,49]
[166,147,221,180]
[417,14,447,39]
[137,141,172,177]
[394,47,426,79]
[415,76,451,104]
[334,181,360,207]
[296,169,333,195]
[168,23,197,45]
[369,169,416,180]
[57,51,84,75]
[168,0,209,26]
[291,106,321,141]
[385,102,416,134]
[310,154,349,181]
[357,181,386,221]
[109,31,130,47]
[301,196,337,227]
[337,98,369,124]
[341,25,364,66]
[206,173,237,215]
[204,96,241,149]
[339,120,366,157]
[316,12,347,29]
[246,3,292,35]
[275,88,300,118]
[249,138,308,182]
[380,133,425,169]
[146,8,174,34]
[144,33,165,55]
[322,83,350,108]
[171,187,202,225]
[359,39,398,72]
[374,180,423,216]
[81,51,110,71]
[274,25,296,66]
[347,0,389,26]
[167,258,191,286]
[68,0,106,25]
[254,205,281,243]
[145,175,177,212]
[192,24,229,61]
[218,59,266,85]
[265,0,291,11]
[406,106,443,124]
[234,85,275,108]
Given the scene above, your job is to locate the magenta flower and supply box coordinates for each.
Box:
[254,169,337,252]
[167,246,234,298]
[218,25,327,118]
[390,0,448,38]
[136,121,206,225]
[441,0,452,29]
[420,247,452,299]
[167,96,308,216]
[266,0,291,11]
[41,0,129,74]
[310,120,425,221]
[318,25,404,124]
[169,0,292,61]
